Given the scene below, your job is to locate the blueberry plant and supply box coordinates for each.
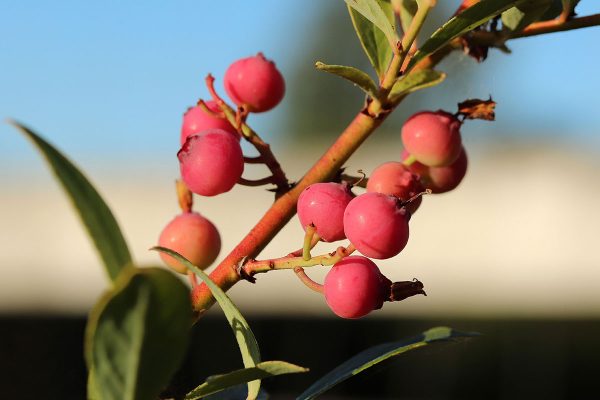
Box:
[9,0,600,399]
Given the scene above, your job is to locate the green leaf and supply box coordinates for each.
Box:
[502,0,553,31]
[185,361,308,400]
[393,0,418,33]
[408,0,521,70]
[152,247,262,399]
[8,120,132,282]
[297,327,478,400]
[348,0,396,77]
[86,267,192,400]
[315,62,379,99]
[389,69,446,100]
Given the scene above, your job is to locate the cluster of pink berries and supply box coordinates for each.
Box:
[297,110,467,319]
[159,53,285,273]
[157,53,469,321]
[179,53,285,197]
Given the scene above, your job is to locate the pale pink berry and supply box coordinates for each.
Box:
[158,212,221,274]
[224,53,285,113]
[178,129,244,196]
[181,100,238,145]
[297,182,354,242]
[324,256,388,319]
[366,162,424,214]
[343,193,410,259]
[404,147,468,194]
[401,110,462,167]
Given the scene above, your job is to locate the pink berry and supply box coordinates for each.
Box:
[404,148,468,194]
[158,212,221,274]
[297,182,354,242]
[324,256,388,319]
[401,110,462,167]
[366,162,424,214]
[180,100,238,145]
[343,193,410,259]
[178,129,244,196]
[224,53,285,113]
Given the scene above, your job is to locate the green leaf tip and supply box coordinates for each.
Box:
[347,0,396,77]
[315,61,379,99]
[8,119,132,283]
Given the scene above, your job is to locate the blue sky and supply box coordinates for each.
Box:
[1,1,599,169]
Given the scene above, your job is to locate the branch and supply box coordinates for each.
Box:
[242,244,355,277]
[238,176,277,187]
[513,13,600,39]
[470,14,600,46]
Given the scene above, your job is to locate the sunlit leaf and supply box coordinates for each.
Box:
[407,0,520,70]
[502,0,553,31]
[86,267,191,400]
[297,327,478,400]
[315,62,379,99]
[152,247,262,399]
[348,0,396,77]
[9,120,132,282]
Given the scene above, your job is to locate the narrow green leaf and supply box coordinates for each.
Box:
[348,0,396,77]
[185,361,308,400]
[502,0,553,32]
[86,267,191,400]
[152,247,262,399]
[346,0,399,48]
[315,62,379,99]
[8,120,132,282]
[297,327,478,400]
[389,69,446,100]
[408,0,521,70]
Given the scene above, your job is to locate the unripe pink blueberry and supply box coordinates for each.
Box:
[158,212,221,274]
[224,53,285,113]
[366,162,424,214]
[401,110,462,167]
[403,147,468,194]
[343,192,410,259]
[297,182,354,242]
[180,101,238,145]
[324,255,388,319]
[178,129,244,196]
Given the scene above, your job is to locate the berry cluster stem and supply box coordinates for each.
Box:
[203,74,290,195]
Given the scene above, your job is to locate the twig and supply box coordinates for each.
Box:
[204,75,290,195]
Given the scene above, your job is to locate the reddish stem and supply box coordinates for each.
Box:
[191,111,382,315]
[294,267,324,294]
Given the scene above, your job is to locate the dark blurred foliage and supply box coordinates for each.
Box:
[3,316,600,400]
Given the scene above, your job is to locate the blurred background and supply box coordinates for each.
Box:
[1,1,600,398]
